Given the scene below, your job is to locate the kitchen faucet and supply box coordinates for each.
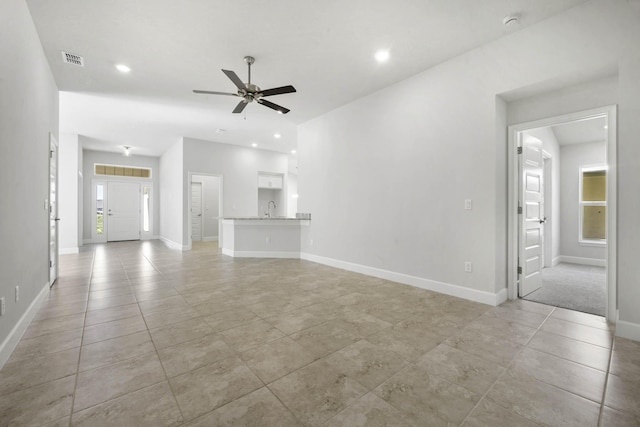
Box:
[267,200,277,218]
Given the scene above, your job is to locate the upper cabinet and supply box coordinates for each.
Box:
[258,174,283,189]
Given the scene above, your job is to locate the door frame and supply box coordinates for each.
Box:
[48,133,59,287]
[91,178,154,243]
[542,151,552,268]
[187,172,224,250]
[507,105,617,322]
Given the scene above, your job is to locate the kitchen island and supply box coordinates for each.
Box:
[221,218,310,258]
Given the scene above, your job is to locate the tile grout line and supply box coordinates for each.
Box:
[596,329,617,426]
[458,305,557,427]
[134,244,189,424]
[68,246,96,426]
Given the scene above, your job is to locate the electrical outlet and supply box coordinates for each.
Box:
[464,199,472,210]
[464,261,473,273]
[0,297,5,316]
[15,286,19,302]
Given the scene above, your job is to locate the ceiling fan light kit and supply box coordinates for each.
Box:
[194,56,296,115]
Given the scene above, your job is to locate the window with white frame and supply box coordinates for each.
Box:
[579,166,606,244]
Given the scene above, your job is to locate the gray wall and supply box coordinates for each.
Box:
[560,141,607,261]
[0,0,59,350]
[297,0,640,333]
[159,140,183,247]
[82,148,160,240]
[182,137,289,246]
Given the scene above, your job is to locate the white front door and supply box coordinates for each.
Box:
[49,135,59,286]
[107,182,140,241]
[191,182,202,241]
[519,136,544,297]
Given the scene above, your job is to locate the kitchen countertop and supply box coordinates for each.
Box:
[223,217,308,221]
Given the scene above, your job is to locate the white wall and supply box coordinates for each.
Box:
[618,54,640,336]
[287,173,299,218]
[192,174,220,239]
[560,141,606,261]
[297,0,640,314]
[182,137,288,246]
[524,128,561,265]
[82,148,160,241]
[59,134,80,253]
[160,140,184,248]
[0,0,59,360]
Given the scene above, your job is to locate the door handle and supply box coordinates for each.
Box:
[539,217,547,224]
[108,213,113,216]
[198,214,202,217]
[54,218,61,221]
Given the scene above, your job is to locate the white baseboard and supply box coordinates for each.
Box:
[300,252,502,306]
[558,256,606,267]
[202,236,219,242]
[615,320,640,342]
[83,239,92,245]
[59,247,79,255]
[552,257,561,267]
[159,236,189,251]
[0,282,49,369]
[223,249,300,259]
[141,235,160,241]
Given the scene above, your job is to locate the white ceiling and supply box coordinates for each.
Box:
[26,0,588,156]
[551,116,607,146]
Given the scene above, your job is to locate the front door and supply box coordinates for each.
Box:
[191,182,202,241]
[107,182,140,241]
[519,136,544,297]
[49,134,59,286]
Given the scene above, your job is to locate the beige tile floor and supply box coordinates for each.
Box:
[1,241,639,426]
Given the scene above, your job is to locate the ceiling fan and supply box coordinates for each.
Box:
[193,56,296,115]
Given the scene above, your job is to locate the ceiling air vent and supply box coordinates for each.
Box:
[61,51,84,67]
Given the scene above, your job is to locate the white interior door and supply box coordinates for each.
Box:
[107,182,140,241]
[519,136,544,297]
[49,135,59,286]
[191,182,202,241]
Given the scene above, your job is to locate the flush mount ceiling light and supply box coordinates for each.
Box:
[251,143,258,147]
[374,50,390,63]
[291,149,297,154]
[503,15,519,27]
[122,146,132,156]
[115,64,131,73]
[274,133,281,139]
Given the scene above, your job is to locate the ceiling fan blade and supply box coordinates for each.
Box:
[193,90,238,96]
[232,100,248,114]
[258,85,297,97]
[257,99,290,114]
[222,69,246,91]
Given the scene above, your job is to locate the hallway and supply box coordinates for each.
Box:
[0,241,638,426]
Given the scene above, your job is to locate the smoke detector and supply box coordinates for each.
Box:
[61,51,84,66]
[503,15,519,27]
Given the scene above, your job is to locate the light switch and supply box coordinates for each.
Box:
[464,199,472,210]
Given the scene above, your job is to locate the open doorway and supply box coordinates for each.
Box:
[189,173,223,249]
[508,106,617,322]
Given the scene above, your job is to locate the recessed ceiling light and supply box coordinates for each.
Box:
[274,133,281,139]
[251,143,258,147]
[604,125,609,129]
[115,64,131,73]
[374,50,390,63]
[291,150,297,154]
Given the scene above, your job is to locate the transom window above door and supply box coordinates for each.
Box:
[95,164,151,178]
